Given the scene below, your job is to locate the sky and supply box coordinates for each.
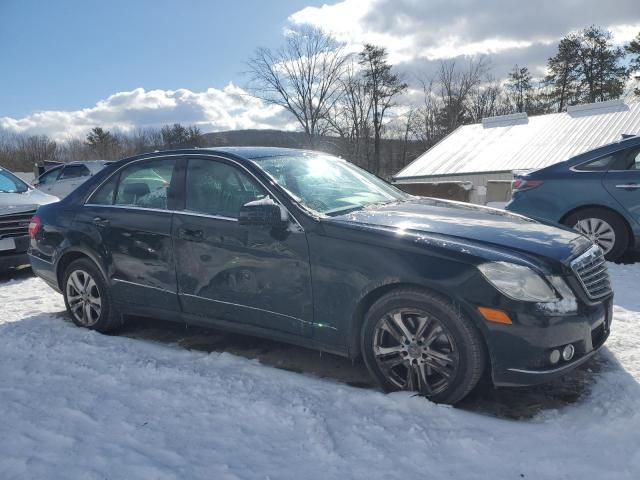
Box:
[1,0,639,140]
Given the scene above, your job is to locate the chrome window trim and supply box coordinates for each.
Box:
[84,153,304,231]
[84,203,173,215]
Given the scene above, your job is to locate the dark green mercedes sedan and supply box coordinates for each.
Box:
[28,147,612,404]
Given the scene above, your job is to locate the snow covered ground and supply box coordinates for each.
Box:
[1,265,639,480]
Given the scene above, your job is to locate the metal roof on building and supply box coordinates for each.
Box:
[395,99,640,180]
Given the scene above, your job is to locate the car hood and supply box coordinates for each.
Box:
[0,189,58,214]
[328,198,590,264]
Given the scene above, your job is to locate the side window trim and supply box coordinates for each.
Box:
[83,154,304,230]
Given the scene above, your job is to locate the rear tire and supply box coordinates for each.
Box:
[62,258,122,333]
[563,208,629,261]
[361,288,486,405]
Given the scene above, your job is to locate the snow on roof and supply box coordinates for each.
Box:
[395,100,640,180]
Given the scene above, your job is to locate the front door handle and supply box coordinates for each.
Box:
[93,217,110,227]
[178,227,204,242]
[615,184,640,190]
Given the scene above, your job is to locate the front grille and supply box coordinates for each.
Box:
[0,210,36,239]
[570,245,612,300]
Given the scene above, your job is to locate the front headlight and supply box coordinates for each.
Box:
[478,262,558,302]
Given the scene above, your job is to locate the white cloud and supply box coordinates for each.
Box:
[0,84,296,141]
[289,0,640,69]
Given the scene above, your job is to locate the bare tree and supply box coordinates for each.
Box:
[247,26,349,144]
[411,79,445,149]
[17,135,57,164]
[327,59,373,168]
[466,76,511,122]
[437,57,488,131]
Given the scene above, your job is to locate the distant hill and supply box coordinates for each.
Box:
[202,129,425,178]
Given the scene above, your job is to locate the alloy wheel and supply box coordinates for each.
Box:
[573,218,616,255]
[66,270,102,326]
[372,309,459,396]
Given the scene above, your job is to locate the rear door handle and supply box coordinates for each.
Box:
[92,217,110,227]
[178,227,204,242]
[615,184,640,190]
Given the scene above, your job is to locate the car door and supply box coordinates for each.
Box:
[35,166,63,195]
[51,164,91,198]
[78,157,181,312]
[603,146,640,225]
[172,156,313,336]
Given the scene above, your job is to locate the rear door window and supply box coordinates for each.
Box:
[88,175,119,205]
[114,159,176,209]
[574,155,615,171]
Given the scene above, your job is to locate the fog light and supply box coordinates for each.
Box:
[549,349,561,365]
[562,344,575,361]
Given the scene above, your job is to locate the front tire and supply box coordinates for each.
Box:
[563,208,629,261]
[62,258,122,333]
[361,288,486,405]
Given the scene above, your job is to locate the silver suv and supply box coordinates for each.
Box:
[0,166,58,271]
[34,161,111,198]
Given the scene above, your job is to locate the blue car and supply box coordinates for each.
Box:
[507,135,640,261]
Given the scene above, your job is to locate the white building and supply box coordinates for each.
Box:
[393,99,640,204]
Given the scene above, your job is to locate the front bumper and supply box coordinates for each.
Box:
[486,297,613,387]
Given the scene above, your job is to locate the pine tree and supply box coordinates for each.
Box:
[575,26,626,103]
[358,44,407,175]
[507,65,532,113]
[544,35,581,112]
[85,127,119,158]
[627,31,640,96]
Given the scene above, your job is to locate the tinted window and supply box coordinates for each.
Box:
[59,165,90,179]
[574,155,615,171]
[88,175,119,205]
[0,169,29,193]
[620,147,640,171]
[38,167,62,185]
[114,159,175,209]
[185,159,266,218]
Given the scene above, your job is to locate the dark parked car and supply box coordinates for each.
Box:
[29,148,612,404]
[507,135,640,261]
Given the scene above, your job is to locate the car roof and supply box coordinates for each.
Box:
[566,135,640,165]
[203,146,322,159]
[120,147,330,165]
[64,160,111,171]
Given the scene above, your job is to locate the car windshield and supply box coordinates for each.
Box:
[252,153,408,216]
[0,168,29,194]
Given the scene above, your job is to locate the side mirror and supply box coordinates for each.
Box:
[238,199,285,227]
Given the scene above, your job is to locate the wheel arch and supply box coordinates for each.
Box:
[347,281,492,368]
[56,248,108,291]
[559,204,634,244]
